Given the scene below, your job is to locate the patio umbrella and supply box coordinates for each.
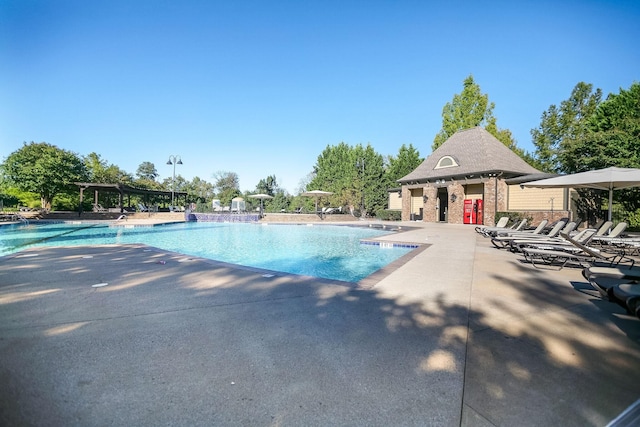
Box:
[248,193,273,217]
[521,167,640,221]
[301,190,333,213]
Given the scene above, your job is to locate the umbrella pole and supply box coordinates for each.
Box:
[608,188,613,222]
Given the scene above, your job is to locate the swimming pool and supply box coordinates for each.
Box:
[0,222,416,282]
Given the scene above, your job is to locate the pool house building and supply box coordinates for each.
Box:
[394,127,570,226]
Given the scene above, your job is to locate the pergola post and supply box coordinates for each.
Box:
[78,187,84,216]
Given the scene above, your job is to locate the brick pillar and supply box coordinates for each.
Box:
[482,177,508,226]
[483,178,496,226]
[423,186,437,222]
[401,186,411,221]
[447,182,465,224]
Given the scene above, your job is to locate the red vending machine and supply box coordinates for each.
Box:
[463,199,473,224]
[464,199,484,224]
[475,199,483,225]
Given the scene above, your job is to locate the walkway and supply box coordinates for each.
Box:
[0,221,638,426]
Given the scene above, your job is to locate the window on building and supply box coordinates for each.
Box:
[435,156,458,169]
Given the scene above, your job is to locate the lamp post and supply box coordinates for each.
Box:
[356,158,365,217]
[166,155,183,206]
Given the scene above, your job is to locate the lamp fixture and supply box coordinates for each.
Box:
[167,155,183,206]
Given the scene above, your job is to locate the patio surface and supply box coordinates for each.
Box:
[1,221,639,426]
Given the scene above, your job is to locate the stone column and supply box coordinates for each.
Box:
[483,178,496,226]
[401,186,411,221]
[422,186,437,222]
[447,182,465,224]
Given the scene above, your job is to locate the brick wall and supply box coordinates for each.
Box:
[446,182,465,224]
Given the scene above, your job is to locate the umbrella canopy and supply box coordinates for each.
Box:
[301,190,333,212]
[248,193,273,217]
[521,167,640,221]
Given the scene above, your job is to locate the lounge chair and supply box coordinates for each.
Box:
[610,283,640,318]
[510,220,612,252]
[490,220,549,248]
[590,222,628,246]
[604,237,640,256]
[475,216,509,236]
[92,203,107,212]
[495,219,547,237]
[518,228,596,252]
[138,203,149,212]
[580,264,640,299]
[507,221,572,251]
[521,232,636,270]
[583,265,640,282]
[323,207,342,214]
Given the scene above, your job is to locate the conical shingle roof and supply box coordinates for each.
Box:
[399,127,541,183]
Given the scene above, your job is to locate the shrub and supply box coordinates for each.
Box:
[495,211,532,226]
[376,209,402,221]
[626,209,640,232]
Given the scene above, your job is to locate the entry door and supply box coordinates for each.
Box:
[437,188,448,222]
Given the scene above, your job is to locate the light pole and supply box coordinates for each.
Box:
[356,158,365,217]
[166,155,182,206]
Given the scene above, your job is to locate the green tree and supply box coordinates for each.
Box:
[386,144,423,183]
[84,152,133,184]
[308,142,358,210]
[161,175,187,195]
[267,190,291,213]
[136,161,159,181]
[255,175,279,197]
[354,144,386,217]
[530,82,602,173]
[566,82,640,171]
[182,176,215,203]
[433,75,519,153]
[213,171,241,205]
[2,141,87,209]
[564,82,640,213]
[134,161,161,190]
[308,142,386,216]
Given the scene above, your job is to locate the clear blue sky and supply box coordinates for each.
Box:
[1,0,638,194]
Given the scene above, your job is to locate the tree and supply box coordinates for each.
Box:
[354,143,386,217]
[267,190,291,213]
[566,82,640,171]
[433,75,518,153]
[134,161,162,190]
[161,175,187,194]
[308,142,386,216]
[308,142,358,210]
[530,82,602,173]
[385,144,423,183]
[2,141,87,209]
[213,171,241,205]
[84,152,133,184]
[563,82,640,213]
[255,175,279,197]
[182,176,215,203]
[136,162,159,181]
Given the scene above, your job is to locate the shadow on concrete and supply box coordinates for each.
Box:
[0,244,639,426]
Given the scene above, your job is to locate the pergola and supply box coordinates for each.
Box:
[75,182,188,213]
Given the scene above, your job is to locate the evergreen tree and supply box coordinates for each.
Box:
[433,75,520,155]
[386,144,423,183]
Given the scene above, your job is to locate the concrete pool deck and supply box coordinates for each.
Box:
[1,220,639,426]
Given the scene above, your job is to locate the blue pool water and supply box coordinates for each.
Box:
[0,222,414,282]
